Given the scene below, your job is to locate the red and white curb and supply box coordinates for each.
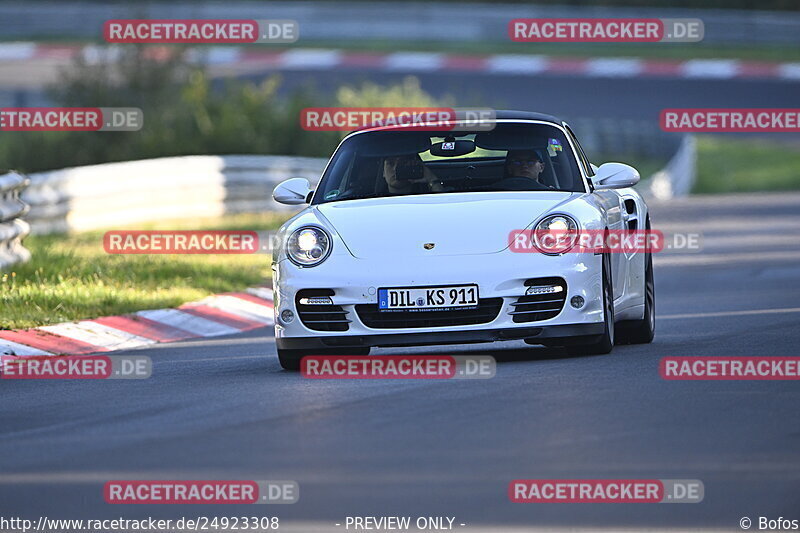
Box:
[1,42,799,81]
[0,287,274,357]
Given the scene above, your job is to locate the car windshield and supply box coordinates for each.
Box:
[313,123,586,204]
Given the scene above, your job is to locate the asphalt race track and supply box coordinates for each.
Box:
[2,192,800,531]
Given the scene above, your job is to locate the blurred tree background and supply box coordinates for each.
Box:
[0,46,449,173]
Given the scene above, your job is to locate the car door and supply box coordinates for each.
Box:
[563,124,627,301]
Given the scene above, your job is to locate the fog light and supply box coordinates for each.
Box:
[280,309,295,323]
[298,296,333,305]
[526,284,563,296]
[570,295,585,309]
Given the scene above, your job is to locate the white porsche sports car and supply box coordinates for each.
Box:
[271,111,655,370]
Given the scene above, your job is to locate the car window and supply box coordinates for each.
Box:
[313,123,587,204]
[564,123,594,177]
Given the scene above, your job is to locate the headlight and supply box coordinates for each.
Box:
[286,226,332,267]
[533,214,579,255]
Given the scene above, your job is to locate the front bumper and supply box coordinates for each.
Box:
[273,249,605,349]
[276,322,605,350]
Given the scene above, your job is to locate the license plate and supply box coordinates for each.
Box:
[378,285,479,311]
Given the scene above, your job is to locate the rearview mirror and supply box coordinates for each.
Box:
[592,163,640,190]
[429,140,475,157]
[273,178,313,205]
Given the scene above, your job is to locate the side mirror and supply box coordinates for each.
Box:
[273,178,312,205]
[592,163,640,190]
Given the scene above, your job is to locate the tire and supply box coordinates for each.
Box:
[277,346,371,371]
[565,252,615,356]
[617,246,655,345]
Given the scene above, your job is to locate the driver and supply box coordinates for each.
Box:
[504,149,546,185]
[383,154,445,194]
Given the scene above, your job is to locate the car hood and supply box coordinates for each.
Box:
[316,192,576,259]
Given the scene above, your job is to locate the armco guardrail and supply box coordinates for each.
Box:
[569,118,683,161]
[647,135,697,200]
[23,155,327,235]
[567,119,692,200]
[0,171,32,270]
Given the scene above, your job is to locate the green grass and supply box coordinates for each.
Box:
[0,213,289,330]
[694,136,800,194]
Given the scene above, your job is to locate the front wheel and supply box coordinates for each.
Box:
[277,346,371,371]
[565,252,615,356]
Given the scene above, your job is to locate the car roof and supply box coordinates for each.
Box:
[492,110,563,124]
[348,110,565,136]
